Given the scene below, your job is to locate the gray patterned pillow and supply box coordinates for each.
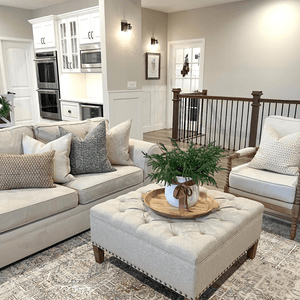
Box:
[59,121,116,175]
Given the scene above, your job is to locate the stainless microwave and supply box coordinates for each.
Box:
[80,44,101,73]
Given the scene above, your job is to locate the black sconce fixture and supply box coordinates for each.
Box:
[151,37,159,45]
[121,21,132,32]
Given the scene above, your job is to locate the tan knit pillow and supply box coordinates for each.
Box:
[249,124,300,175]
[0,151,55,190]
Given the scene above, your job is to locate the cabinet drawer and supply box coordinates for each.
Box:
[61,102,80,120]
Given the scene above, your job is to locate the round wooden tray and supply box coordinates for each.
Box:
[142,188,219,219]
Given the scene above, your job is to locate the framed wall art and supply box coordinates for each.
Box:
[146,52,161,80]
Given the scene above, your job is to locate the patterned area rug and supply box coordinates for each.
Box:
[0,214,300,300]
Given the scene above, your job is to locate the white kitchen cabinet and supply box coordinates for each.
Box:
[30,19,56,49]
[78,12,100,45]
[60,101,81,121]
[58,17,80,72]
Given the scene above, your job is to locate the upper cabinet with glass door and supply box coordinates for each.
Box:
[78,12,100,45]
[58,17,80,73]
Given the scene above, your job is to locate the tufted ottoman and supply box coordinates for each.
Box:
[91,183,264,300]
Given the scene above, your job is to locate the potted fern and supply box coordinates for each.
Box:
[0,96,12,120]
[143,139,225,208]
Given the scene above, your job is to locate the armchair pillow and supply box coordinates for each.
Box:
[0,151,55,190]
[22,133,75,183]
[88,119,134,166]
[248,124,300,175]
[59,121,116,175]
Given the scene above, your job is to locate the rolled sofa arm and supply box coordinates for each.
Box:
[129,139,161,185]
[224,147,259,193]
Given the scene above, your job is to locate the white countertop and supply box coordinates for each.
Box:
[60,98,103,105]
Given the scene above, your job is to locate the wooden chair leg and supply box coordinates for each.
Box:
[290,217,298,240]
[93,245,104,263]
[247,241,258,259]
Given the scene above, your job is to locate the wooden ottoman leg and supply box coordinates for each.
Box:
[247,241,258,259]
[93,245,104,263]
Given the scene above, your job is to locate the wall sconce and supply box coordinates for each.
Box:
[121,21,132,32]
[151,37,159,45]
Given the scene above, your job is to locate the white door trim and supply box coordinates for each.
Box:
[167,38,206,128]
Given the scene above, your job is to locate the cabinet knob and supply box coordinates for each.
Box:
[91,31,94,39]
[68,110,71,113]
[88,31,91,39]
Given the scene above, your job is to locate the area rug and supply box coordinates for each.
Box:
[0,215,300,300]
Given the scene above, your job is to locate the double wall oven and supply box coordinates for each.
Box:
[35,51,61,120]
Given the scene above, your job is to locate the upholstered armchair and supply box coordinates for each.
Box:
[224,115,300,240]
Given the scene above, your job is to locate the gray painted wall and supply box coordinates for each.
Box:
[0,5,32,39]
[102,0,142,91]
[141,8,167,87]
[32,0,98,18]
[168,0,300,99]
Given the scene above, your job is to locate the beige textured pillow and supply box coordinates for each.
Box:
[22,133,75,183]
[0,151,55,190]
[249,124,300,175]
[87,119,134,166]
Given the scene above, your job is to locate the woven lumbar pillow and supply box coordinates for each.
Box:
[248,124,300,175]
[59,121,116,175]
[22,133,75,183]
[87,119,134,166]
[0,151,55,190]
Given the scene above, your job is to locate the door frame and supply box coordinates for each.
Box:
[167,38,206,128]
[0,37,39,124]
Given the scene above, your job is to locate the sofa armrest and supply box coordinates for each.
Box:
[129,138,161,185]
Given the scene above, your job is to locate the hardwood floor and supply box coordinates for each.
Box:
[143,128,252,191]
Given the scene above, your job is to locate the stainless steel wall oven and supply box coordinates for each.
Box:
[35,51,61,120]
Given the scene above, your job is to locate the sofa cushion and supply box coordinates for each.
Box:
[59,122,116,175]
[0,124,33,154]
[229,162,297,204]
[0,184,78,234]
[33,117,108,143]
[63,165,143,205]
[0,151,55,190]
[22,133,75,183]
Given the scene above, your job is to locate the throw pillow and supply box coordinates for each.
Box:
[0,151,55,190]
[87,119,134,166]
[22,133,75,183]
[59,121,116,175]
[248,124,300,175]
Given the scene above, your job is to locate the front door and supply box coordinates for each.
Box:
[1,40,38,124]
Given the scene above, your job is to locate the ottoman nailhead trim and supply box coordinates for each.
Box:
[92,239,259,300]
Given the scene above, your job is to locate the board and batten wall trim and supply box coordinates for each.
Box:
[142,85,167,133]
[108,90,143,140]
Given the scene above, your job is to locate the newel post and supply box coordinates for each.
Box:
[172,88,181,140]
[249,91,263,147]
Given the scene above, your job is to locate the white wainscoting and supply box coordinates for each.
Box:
[108,90,143,140]
[142,85,167,133]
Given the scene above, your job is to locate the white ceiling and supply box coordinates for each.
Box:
[0,0,246,12]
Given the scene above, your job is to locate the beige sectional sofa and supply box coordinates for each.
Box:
[0,118,160,269]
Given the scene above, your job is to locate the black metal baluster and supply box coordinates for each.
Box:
[223,100,229,149]
[200,98,204,145]
[214,100,218,146]
[244,101,250,148]
[219,100,223,148]
[205,98,209,146]
[209,99,214,145]
[239,101,244,150]
[187,97,191,142]
[267,102,271,117]
[233,101,239,150]
[275,103,278,115]
[228,100,233,150]
[183,97,187,141]
[259,101,265,144]
[281,103,284,116]
[287,104,291,117]
[295,104,298,118]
